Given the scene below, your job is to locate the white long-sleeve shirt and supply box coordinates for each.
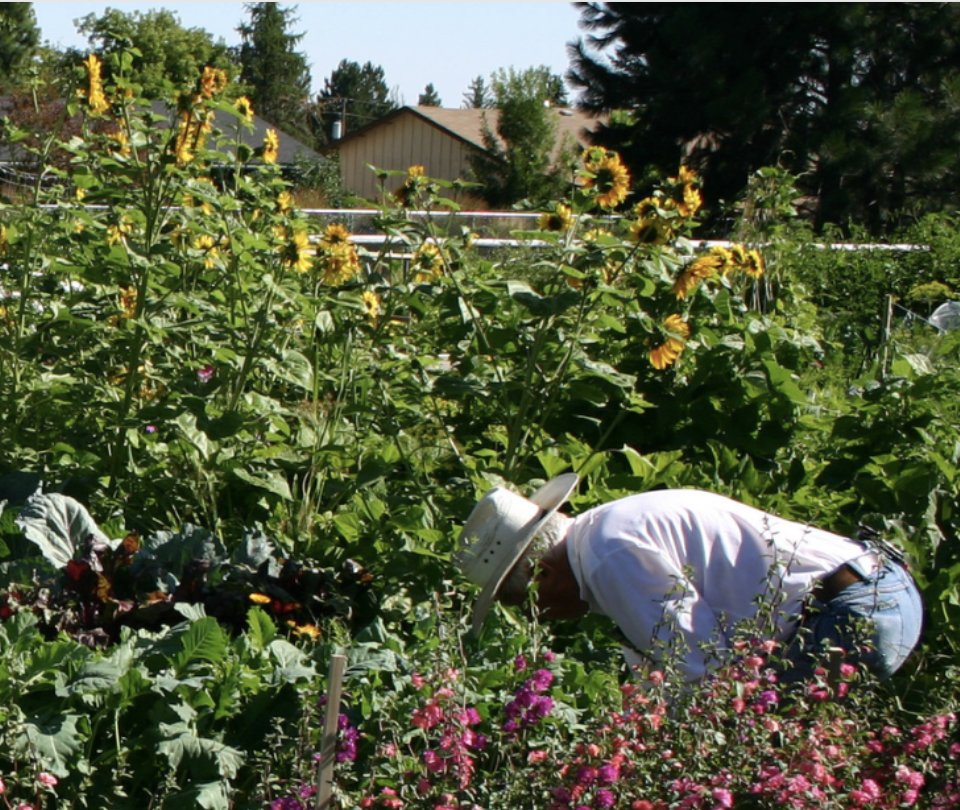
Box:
[566,489,866,681]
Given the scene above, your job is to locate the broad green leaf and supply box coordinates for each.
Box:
[175,412,213,461]
[245,607,277,651]
[158,726,243,779]
[15,490,111,568]
[275,348,314,391]
[17,713,83,777]
[174,617,228,675]
[333,510,362,541]
[231,467,293,500]
[268,639,316,682]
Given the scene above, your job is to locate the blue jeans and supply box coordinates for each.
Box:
[780,552,924,683]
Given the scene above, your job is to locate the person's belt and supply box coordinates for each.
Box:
[812,553,882,602]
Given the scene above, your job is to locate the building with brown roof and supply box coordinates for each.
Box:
[333,105,599,208]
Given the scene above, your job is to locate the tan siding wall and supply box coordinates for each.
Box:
[338,113,483,207]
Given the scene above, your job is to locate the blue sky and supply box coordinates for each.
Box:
[31,1,586,107]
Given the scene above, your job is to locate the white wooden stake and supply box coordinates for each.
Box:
[316,653,347,809]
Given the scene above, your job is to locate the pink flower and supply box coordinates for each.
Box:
[37,772,58,788]
[896,766,925,790]
[712,788,734,808]
[0,778,5,795]
[197,364,215,383]
[528,749,549,764]
[412,702,444,730]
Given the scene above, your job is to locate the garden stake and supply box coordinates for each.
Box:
[316,654,347,809]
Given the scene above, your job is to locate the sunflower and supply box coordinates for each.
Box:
[288,622,322,640]
[649,314,690,370]
[82,54,109,115]
[678,164,698,186]
[281,228,313,273]
[412,243,443,282]
[679,183,703,218]
[395,165,428,207]
[672,248,729,299]
[741,248,765,278]
[319,244,360,286]
[583,149,631,209]
[320,223,351,247]
[234,96,254,125]
[277,190,294,213]
[118,286,138,320]
[538,203,574,232]
[193,234,221,269]
[263,129,280,164]
[317,224,361,285]
[362,290,381,323]
[200,66,228,99]
[108,126,131,157]
[107,216,133,246]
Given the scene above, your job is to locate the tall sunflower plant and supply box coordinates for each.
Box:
[0,52,379,544]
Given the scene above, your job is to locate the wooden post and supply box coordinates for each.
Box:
[316,654,347,810]
[880,294,895,379]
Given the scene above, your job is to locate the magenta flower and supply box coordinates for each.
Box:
[530,668,554,690]
[598,762,620,784]
[197,364,215,383]
[595,788,616,808]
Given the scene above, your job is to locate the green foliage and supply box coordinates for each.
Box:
[0,2,39,90]
[0,51,958,804]
[469,66,574,207]
[312,59,397,145]
[0,605,327,807]
[237,2,311,138]
[462,74,493,108]
[417,83,442,107]
[570,3,960,234]
[75,7,235,98]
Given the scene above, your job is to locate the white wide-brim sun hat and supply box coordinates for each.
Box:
[455,473,579,634]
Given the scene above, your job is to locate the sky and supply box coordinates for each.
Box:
[30,1,587,107]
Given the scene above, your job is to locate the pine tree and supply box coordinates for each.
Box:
[312,59,396,143]
[462,75,491,108]
[418,82,442,107]
[238,3,311,137]
[0,3,40,90]
[567,2,960,234]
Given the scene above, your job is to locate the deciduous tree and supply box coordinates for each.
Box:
[75,7,233,97]
[469,66,573,208]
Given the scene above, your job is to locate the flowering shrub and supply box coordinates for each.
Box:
[261,618,958,810]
